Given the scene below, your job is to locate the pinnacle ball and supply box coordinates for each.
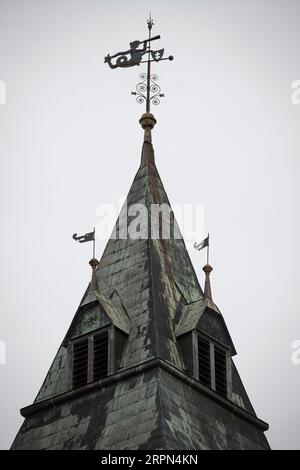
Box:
[139,113,157,130]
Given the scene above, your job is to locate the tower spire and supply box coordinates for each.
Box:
[11,20,271,452]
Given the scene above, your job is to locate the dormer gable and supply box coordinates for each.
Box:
[175,298,236,355]
[63,289,131,344]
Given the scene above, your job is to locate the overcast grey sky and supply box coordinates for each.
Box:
[0,0,300,450]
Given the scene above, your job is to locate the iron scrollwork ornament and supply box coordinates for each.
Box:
[132,73,164,106]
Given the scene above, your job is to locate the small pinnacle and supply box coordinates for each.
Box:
[139,113,157,143]
[203,264,213,301]
[202,264,221,314]
[89,258,99,291]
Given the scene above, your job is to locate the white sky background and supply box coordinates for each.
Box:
[0,0,300,450]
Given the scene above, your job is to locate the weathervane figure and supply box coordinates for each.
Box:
[104,15,174,112]
[105,38,153,69]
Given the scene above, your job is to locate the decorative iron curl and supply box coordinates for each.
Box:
[149,74,164,106]
[136,95,145,105]
[137,83,147,94]
[131,73,165,107]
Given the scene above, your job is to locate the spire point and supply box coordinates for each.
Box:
[139,112,157,143]
[147,13,154,30]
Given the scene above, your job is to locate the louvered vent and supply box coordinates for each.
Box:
[93,331,108,381]
[198,337,211,387]
[73,339,89,389]
[214,346,227,397]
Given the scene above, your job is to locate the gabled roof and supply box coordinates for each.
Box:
[175,297,207,337]
[94,290,131,334]
[175,297,237,355]
[62,288,131,347]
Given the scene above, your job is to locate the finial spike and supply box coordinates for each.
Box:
[147,12,153,29]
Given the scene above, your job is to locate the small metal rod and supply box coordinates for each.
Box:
[207,233,210,265]
[145,34,160,42]
[140,57,172,64]
[146,17,152,113]
[93,227,95,259]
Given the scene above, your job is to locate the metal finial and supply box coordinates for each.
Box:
[147,13,154,30]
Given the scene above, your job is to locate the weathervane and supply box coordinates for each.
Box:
[73,228,96,258]
[73,228,99,287]
[194,234,210,265]
[104,15,174,112]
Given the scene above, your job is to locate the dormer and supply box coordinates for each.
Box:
[64,283,131,391]
[175,264,255,412]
